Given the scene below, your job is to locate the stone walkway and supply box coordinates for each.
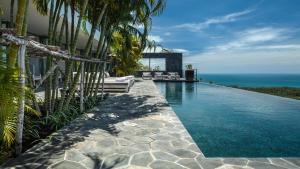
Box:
[2,80,300,169]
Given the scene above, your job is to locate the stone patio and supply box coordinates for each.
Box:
[2,80,300,169]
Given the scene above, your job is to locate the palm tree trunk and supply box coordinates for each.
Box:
[7,0,27,68]
[64,5,107,108]
[52,0,64,44]
[94,39,110,97]
[10,0,15,27]
[45,0,55,114]
[15,45,26,155]
[86,23,107,96]
[58,0,89,112]
[25,57,41,112]
[14,0,29,155]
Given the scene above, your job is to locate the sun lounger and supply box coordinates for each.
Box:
[154,72,164,80]
[168,72,180,80]
[142,72,152,80]
[73,72,135,93]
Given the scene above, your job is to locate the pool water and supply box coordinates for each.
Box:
[155,82,300,157]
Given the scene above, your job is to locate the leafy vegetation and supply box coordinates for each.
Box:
[1,0,166,163]
[111,33,144,76]
[233,86,300,100]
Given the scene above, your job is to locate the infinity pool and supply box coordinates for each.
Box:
[155,82,300,157]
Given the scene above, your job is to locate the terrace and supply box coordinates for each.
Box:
[2,80,300,169]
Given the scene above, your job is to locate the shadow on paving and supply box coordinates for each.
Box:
[2,85,169,168]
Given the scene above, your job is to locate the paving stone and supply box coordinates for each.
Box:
[115,147,141,155]
[171,139,190,148]
[101,154,129,169]
[65,150,86,162]
[96,138,116,148]
[134,143,151,151]
[126,165,150,169]
[81,157,100,169]
[117,138,135,146]
[248,158,271,163]
[169,149,197,158]
[50,160,87,169]
[131,152,153,167]
[282,158,300,167]
[177,158,201,169]
[216,164,253,169]
[150,160,186,169]
[247,161,287,169]
[187,144,202,154]
[269,158,300,169]
[127,136,154,144]
[151,134,175,141]
[223,158,248,166]
[151,141,173,152]
[152,151,179,162]
[196,157,224,169]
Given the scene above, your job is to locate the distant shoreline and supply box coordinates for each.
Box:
[229,86,300,100]
[198,74,300,88]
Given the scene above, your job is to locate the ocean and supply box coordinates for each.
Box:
[198,74,300,88]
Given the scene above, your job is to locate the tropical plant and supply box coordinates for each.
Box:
[186,64,193,70]
[111,32,144,76]
[1,0,167,158]
[0,54,40,151]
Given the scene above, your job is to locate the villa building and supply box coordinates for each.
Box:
[0,0,100,77]
[138,52,183,77]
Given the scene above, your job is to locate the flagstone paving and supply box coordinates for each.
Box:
[2,80,300,169]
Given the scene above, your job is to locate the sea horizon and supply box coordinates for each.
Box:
[197,73,300,88]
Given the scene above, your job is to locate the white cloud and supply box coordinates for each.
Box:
[174,9,253,32]
[164,32,171,36]
[254,44,300,50]
[148,35,163,43]
[185,48,300,74]
[184,27,300,73]
[143,47,190,54]
[172,48,190,54]
[211,27,290,51]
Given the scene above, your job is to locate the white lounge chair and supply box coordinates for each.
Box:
[142,72,152,80]
[73,72,135,93]
[168,72,180,80]
[154,72,164,80]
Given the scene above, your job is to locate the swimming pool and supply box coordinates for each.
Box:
[155,82,300,157]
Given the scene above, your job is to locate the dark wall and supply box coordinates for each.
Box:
[141,52,183,77]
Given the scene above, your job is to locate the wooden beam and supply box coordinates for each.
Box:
[80,62,85,112]
[34,64,59,90]
[1,33,110,63]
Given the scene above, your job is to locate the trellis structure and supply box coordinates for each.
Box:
[0,30,110,113]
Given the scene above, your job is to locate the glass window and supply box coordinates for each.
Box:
[150,58,166,71]
[139,58,166,71]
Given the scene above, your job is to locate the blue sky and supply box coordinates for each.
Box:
[148,0,300,74]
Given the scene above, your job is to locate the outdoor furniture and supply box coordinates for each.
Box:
[154,72,164,80]
[73,72,135,93]
[168,72,180,80]
[33,74,42,86]
[142,72,152,80]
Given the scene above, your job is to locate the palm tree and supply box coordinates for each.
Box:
[1,0,167,157]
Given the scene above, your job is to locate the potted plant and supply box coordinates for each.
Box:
[185,64,194,81]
